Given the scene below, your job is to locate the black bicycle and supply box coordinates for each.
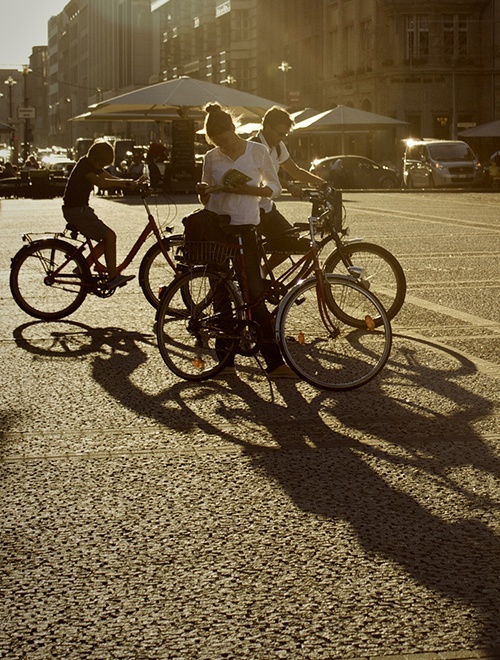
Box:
[259,186,406,326]
[155,190,393,391]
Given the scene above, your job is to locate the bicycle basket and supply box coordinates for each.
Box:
[182,241,238,266]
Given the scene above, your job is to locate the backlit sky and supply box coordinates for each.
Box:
[0,0,69,68]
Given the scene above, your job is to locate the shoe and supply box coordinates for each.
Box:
[105,273,135,290]
[267,364,298,379]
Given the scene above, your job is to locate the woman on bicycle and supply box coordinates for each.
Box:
[196,103,296,379]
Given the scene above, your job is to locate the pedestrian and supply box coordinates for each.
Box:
[196,103,297,379]
[62,140,140,290]
[145,143,168,190]
[253,106,326,270]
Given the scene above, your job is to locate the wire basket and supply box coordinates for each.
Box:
[182,241,238,266]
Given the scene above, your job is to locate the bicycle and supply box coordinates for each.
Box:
[9,187,178,320]
[147,186,406,325]
[155,197,393,391]
[259,186,406,325]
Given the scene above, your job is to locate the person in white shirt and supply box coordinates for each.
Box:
[196,103,296,379]
[254,107,326,270]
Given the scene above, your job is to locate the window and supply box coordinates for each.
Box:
[444,15,469,59]
[405,15,429,62]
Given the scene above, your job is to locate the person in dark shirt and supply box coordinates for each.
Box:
[62,141,141,290]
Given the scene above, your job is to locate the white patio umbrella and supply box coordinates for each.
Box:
[87,76,283,121]
[293,105,408,152]
[459,120,500,138]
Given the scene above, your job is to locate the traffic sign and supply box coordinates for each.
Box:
[17,107,36,119]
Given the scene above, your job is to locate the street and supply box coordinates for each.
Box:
[1,190,499,659]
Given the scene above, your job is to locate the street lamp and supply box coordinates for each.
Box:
[4,76,17,163]
[21,65,32,162]
[66,97,74,151]
[278,61,292,105]
[221,75,237,87]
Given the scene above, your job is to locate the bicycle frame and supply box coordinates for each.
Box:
[86,194,177,276]
[21,192,177,290]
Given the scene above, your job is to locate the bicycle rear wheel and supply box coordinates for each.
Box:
[10,239,89,320]
[323,242,406,324]
[276,274,392,391]
[156,268,241,381]
[139,235,182,308]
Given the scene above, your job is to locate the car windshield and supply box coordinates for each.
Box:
[428,143,475,162]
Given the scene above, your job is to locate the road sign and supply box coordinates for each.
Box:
[17,107,36,119]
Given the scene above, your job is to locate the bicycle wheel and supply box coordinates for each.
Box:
[10,239,89,320]
[139,235,182,308]
[276,274,392,391]
[323,242,406,324]
[156,268,241,381]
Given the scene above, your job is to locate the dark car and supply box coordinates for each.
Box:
[310,155,399,189]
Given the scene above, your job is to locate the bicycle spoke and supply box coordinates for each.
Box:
[277,275,392,390]
[156,269,239,381]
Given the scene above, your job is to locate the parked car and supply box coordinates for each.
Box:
[44,157,76,176]
[403,139,482,188]
[309,155,399,189]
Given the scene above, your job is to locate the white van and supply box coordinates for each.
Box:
[403,139,482,188]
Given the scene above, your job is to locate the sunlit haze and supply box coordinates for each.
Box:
[0,0,69,68]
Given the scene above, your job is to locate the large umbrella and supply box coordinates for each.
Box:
[0,121,14,133]
[88,76,283,120]
[293,105,408,152]
[459,120,500,138]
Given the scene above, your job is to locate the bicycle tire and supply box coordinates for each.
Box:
[10,238,90,320]
[156,267,241,381]
[276,274,392,391]
[139,235,182,308]
[323,241,406,324]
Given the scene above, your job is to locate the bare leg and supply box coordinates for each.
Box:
[87,241,106,269]
[101,228,118,279]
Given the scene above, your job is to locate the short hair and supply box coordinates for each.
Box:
[262,106,294,130]
[204,103,236,144]
[88,141,114,165]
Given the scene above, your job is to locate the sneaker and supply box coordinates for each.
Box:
[267,364,299,379]
[105,273,135,290]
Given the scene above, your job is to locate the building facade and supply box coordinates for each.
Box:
[47,0,153,147]
[4,0,500,162]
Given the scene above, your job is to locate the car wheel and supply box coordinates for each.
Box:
[380,177,396,189]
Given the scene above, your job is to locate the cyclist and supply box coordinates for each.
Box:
[62,140,141,290]
[254,107,326,270]
[196,103,297,379]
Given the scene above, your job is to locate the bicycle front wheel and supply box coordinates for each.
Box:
[156,268,241,381]
[139,235,182,308]
[323,242,406,324]
[276,274,392,391]
[10,239,89,320]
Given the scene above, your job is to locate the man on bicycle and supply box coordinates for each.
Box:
[254,107,326,269]
[62,141,141,290]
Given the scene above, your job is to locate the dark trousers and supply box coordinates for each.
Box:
[227,225,284,372]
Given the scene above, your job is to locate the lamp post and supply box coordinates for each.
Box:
[21,65,32,162]
[278,61,292,106]
[66,97,74,152]
[4,76,17,163]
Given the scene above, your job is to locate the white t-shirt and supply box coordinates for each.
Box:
[202,140,281,226]
[255,131,289,213]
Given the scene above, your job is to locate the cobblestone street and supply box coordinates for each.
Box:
[1,192,499,659]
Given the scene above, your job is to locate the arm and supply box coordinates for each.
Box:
[280,157,326,192]
[85,170,139,191]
